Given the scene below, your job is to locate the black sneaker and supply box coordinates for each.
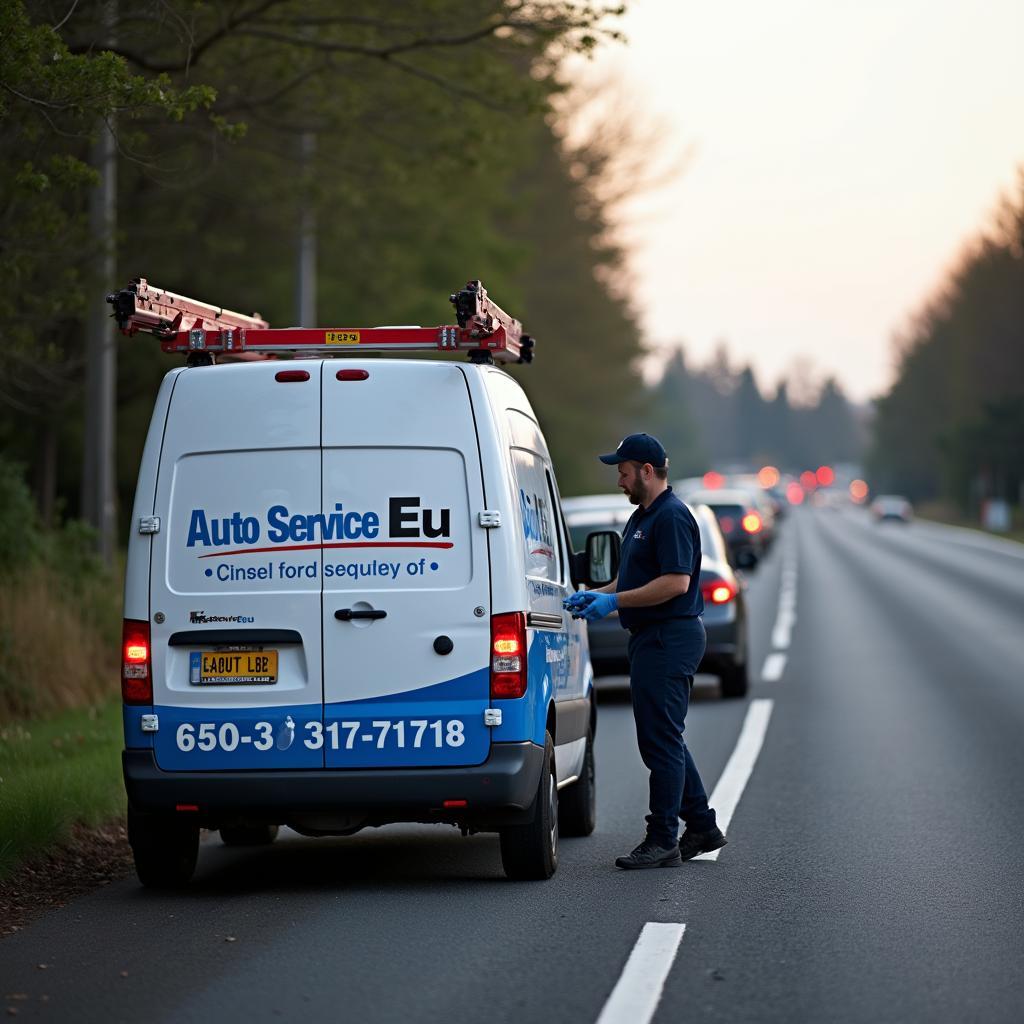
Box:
[678,826,728,860]
[615,839,682,870]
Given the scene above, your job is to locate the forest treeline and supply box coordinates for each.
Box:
[868,173,1024,512]
[648,347,865,477]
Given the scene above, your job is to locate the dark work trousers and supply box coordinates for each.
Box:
[627,617,717,846]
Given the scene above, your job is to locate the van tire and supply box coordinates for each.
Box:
[220,824,279,847]
[127,808,199,888]
[499,732,558,880]
[558,727,596,837]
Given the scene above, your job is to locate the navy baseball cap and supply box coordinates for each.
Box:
[598,433,668,467]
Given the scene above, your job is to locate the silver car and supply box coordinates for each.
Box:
[563,495,750,698]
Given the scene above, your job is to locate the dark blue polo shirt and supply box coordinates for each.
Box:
[616,487,703,629]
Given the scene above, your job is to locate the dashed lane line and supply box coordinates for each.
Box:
[769,557,799,650]
[594,705,777,1020]
[595,923,687,1024]
[760,651,787,682]
[770,544,798,647]
[694,698,775,862]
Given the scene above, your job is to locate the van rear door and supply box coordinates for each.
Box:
[149,362,324,771]
[321,362,491,768]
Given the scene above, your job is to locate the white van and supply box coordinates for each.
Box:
[121,356,610,885]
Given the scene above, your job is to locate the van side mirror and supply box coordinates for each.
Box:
[582,530,620,587]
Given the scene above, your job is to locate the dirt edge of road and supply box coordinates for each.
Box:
[0,820,134,939]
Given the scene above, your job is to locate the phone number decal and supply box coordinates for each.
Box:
[175,718,466,753]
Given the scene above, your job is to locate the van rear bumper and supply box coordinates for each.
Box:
[123,742,545,829]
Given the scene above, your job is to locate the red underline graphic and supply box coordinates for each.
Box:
[198,541,454,559]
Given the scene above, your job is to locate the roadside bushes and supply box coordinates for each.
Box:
[0,458,120,719]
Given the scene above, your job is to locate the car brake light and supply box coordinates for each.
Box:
[742,512,762,533]
[700,578,737,605]
[275,369,310,382]
[491,611,527,699]
[122,619,152,704]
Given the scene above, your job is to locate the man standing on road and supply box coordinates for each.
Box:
[564,433,727,869]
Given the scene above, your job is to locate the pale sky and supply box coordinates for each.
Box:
[570,0,1024,402]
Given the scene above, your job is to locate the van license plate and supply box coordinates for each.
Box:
[190,650,278,685]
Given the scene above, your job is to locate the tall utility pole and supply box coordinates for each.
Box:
[81,1,118,564]
[295,130,317,326]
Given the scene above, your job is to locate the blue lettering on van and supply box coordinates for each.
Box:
[185,500,452,553]
[519,489,552,547]
[187,510,261,548]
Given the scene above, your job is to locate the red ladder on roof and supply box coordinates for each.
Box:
[106,278,535,367]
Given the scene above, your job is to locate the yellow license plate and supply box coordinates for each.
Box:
[193,649,278,685]
[325,330,360,345]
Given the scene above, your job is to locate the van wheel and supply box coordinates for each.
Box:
[499,732,558,880]
[558,727,596,837]
[128,808,199,889]
[720,660,749,699]
[220,824,279,846]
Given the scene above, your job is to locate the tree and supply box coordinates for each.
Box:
[868,170,1024,506]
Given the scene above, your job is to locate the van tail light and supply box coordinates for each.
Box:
[742,512,762,534]
[700,577,737,605]
[491,612,527,699]
[122,619,152,704]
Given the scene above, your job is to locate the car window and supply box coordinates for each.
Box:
[569,524,593,550]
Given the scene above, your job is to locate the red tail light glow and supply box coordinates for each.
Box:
[491,612,527,699]
[700,578,737,605]
[742,512,762,533]
[121,619,152,704]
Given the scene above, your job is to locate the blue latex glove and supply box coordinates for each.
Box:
[563,591,591,612]
[581,591,618,621]
[566,591,618,621]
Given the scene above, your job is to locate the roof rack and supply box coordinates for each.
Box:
[106,278,535,367]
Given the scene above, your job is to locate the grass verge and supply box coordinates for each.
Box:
[916,500,1024,545]
[0,699,125,881]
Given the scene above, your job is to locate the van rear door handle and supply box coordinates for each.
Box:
[334,608,387,621]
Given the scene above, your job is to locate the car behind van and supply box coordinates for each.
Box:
[121,358,604,885]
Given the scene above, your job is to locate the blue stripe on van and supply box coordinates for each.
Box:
[151,703,325,771]
[329,666,489,705]
[323,666,491,768]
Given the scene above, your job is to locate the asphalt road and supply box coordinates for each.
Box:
[2,507,1023,1022]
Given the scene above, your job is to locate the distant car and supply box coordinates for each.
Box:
[871,495,913,523]
[728,478,779,550]
[562,496,750,698]
[681,488,767,568]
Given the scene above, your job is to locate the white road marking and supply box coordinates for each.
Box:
[760,652,787,682]
[694,698,774,861]
[595,923,686,1024]
[770,612,795,650]
[770,553,799,649]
